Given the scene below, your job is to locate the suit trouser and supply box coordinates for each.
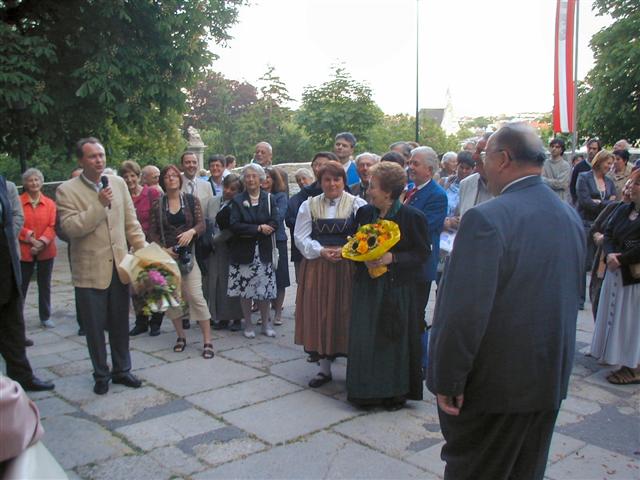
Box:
[438,407,558,480]
[580,224,596,306]
[0,236,34,383]
[75,268,131,381]
[20,259,54,322]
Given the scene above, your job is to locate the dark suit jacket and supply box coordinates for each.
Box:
[404,180,447,281]
[228,190,278,264]
[427,176,585,414]
[576,171,617,224]
[570,158,591,204]
[603,202,640,286]
[0,176,22,289]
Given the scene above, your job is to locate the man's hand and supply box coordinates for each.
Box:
[98,187,113,207]
[259,224,275,235]
[437,393,464,416]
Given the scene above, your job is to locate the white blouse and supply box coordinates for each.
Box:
[294,193,366,260]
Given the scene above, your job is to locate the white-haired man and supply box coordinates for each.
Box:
[349,152,379,201]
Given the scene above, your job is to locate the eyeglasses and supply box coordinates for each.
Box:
[165,174,180,179]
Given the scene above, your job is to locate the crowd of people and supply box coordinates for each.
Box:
[0,124,638,479]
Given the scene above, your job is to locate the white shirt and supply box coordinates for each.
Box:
[500,175,538,194]
[294,194,366,260]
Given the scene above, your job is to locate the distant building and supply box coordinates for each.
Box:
[419,89,459,136]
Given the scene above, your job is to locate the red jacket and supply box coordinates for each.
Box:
[19,192,57,262]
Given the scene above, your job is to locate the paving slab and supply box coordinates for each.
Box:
[41,415,133,469]
[58,348,91,362]
[148,446,207,476]
[221,390,361,444]
[333,409,443,459]
[404,441,446,478]
[49,358,94,377]
[269,357,347,396]
[545,444,640,480]
[137,356,264,396]
[27,338,86,357]
[220,342,305,369]
[76,454,172,480]
[546,433,587,464]
[29,352,70,369]
[568,380,622,405]
[192,437,267,467]
[34,396,77,419]
[116,408,224,451]
[81,385,173,422]
[213,331,269,352]
[583,369,640,397]
[129,350,168,370]
[561,395,602,416]
[187,375,302,414]
[53,374,130,405]
[193,431,426,479]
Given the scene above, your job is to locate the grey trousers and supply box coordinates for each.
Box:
[75,268,131,381]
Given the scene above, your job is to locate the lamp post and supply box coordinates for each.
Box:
[415,0,420,143]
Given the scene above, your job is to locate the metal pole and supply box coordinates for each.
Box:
[571,0,580,157]
[415,0,420,143]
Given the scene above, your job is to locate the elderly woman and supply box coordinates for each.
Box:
[576,150,617,309]
[18,168,57,328]
[294,168,314,191]
[226,164,279,338]
[294,161,366,387]
[206,174,243,331]
[119,160,164,336]
[347,162,429,409]
[590,169,640,384]
[148,165,214,359]
[262,167,290,326]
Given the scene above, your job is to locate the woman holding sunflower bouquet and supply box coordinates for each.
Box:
[345,161,430,410]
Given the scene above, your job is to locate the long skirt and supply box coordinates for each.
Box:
[347,267,423,403]
[590,268,640,367]
[205,241,242,322]
[294,257,354,359]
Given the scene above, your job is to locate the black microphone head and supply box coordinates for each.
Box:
[101,175,109,188]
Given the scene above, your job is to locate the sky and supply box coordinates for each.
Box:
[210,0,612,118]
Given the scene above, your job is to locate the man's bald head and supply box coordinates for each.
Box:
[489,122,546,167]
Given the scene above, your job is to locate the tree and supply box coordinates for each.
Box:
[0,0,245,175]
[578,0,640,145]
[297,67,383,150]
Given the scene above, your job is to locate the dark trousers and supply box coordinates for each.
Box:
[20,258,54,322]
[76,268,131,381]
[438,407,558,480]
[580,224,596,306]
[67,245,83,331]
[415,280,432,328]
[0,237,33,383]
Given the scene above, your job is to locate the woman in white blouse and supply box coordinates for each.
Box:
[294,161,367,388]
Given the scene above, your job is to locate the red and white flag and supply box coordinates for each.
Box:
[553,0,577,133]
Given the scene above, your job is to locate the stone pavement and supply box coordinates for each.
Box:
[6,242,640,480]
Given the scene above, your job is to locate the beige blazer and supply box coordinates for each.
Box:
[56,174,146,289]
[181,175,213,207]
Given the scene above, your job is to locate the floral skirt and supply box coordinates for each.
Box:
[227,245,277,301]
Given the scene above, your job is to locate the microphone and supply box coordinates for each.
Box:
[101,175,111,209]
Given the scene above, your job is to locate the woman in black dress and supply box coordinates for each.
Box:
[347,161,430,410]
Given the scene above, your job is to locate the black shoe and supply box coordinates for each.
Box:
[308,373,332,388]
[182,318,190,330]
[149,325,161,336]
[24,338,34,347]
[93,379,109,395]
[129,324,148,336]
[21,377,55,392]
[211,320,227,330]
[112,373,142,388]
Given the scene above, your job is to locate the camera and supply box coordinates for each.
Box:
[173,245,192,265]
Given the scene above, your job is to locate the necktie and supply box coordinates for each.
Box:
[404,187,417,205]
[188,181,195,195]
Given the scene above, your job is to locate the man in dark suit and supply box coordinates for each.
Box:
[569,137,601,204]
[0,175,54,392]
[427,123,585,480]
[405,146,448,319]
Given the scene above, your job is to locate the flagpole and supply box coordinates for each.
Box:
[571,0,580,157]
[415,0,420,143]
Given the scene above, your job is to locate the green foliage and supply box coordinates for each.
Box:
[0,0,245,177]
[297,67,384,150]
[578,0,640,145]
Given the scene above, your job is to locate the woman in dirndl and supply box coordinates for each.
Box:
[294,161,366,388]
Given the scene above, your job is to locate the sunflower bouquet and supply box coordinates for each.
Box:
[342,220,401,278]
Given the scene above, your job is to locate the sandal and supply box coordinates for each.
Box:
[173,337,186,352]
[202,343,215,359]
[606,367,640,385]
[308,372,332,388]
